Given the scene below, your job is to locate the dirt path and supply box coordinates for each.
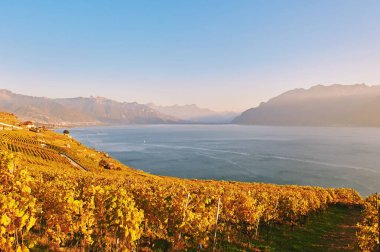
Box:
[60,152,88,172]
[258,205,363,252]
[319,206,363,251]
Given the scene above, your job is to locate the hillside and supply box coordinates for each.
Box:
[0,89,180,125]
[0,112,378,251]
[234,84,380,126]
[0,90,94,125]
[148,103,238,123]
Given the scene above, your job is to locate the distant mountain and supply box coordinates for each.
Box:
[0,90,94,124]
[148,103,238,123]
[55,97,179,124]
[0,89,179,125]
[233,84,380,126]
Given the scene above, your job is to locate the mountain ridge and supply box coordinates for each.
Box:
[0,89,180,125]
[147,103,238,123]
[3,84,380,126]
[234,84,380,126]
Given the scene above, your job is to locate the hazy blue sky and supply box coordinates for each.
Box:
[1,1,380,111]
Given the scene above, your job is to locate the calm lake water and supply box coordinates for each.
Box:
[68,125,380,196]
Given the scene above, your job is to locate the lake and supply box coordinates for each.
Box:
[67,125,380,196]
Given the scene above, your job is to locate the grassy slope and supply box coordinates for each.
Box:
[253,205,362,252]
[222,205,362,252]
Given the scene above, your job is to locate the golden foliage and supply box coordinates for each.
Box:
[0,122,373,251]
[357,194,379,252]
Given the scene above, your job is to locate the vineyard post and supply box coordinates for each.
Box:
[255,216,260,237]
[267,197,279,243]
[178,193,190,241]
[213,197,221,252]
[266,212,269,241]
[11,155,16,173]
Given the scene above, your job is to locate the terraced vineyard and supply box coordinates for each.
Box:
[0,131,79,170]
[0,114,378,251]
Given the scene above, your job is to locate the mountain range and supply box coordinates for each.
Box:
[2,84,380,127]
[0,89,236,125]
[147,103,238,123]
[0,89,178,125]
[234,84,380,126]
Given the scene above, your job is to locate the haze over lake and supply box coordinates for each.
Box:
[68,125,380,196]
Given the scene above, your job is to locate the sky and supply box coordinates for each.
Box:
[1,1,380,112]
